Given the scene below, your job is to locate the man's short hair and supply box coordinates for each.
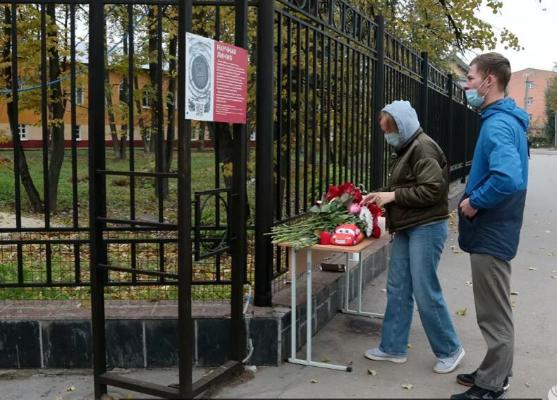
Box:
[470,52,511,90]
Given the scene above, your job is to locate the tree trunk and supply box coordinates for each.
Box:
[46,4,67,213]
[165,34,177,172]
[133,75,148,153]
[2,6,42,212]
[104,45,120,159]
[209,122,251,220]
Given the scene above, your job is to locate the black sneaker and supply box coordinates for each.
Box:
[457,371,510,391]
[451,385,505,399]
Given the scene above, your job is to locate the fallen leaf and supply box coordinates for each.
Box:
[546,252,555,256]
[465,281,473,287]
[529,267,537,271]
[401,383,414,390]
[456,308,467,317]
[407,344,413,349]
[551,275,557,279]
[367,368,377,376]
[66,385,76,392]
[310,379,319,384]
[510,291,519,296]
[511,301,517,309]
[545,230,552,234]
[380,288,387,293]
[321,358,330,363]
[525,382,531,388]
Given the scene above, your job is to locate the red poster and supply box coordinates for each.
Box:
[213,41,248,124]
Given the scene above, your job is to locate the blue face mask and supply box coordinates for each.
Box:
[384,132,401,147]
[465,79,489,108]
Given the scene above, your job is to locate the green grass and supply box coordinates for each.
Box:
[0,145,365,301]
[0,148,236,225]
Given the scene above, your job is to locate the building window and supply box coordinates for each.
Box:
[73,125,81,141]
[142,88,152,108]
[119,81,129,104]
[75,87,84,105]
[526,81,534,89]
[526,97,533,106]
[17,124,27,140]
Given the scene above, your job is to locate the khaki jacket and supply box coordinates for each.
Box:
[383,130,449,232]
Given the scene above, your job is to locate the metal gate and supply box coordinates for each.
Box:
[87,0,247,398]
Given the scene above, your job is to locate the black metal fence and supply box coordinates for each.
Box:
[0,0,253,302]
[0,0,480,307]
[253,1,480,304]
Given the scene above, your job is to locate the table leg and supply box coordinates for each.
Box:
[290,249,297,360]
[306,249,312,362]
[358,251,363,313]
[287,247,351,372]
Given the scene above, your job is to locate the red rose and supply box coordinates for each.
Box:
[368,203,383,216]
[326,185,341,201]
[372,226,381,238]
[339,182,355,194]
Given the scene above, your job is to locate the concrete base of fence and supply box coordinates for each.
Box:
[0,238,390,369]
[0,183,464,369]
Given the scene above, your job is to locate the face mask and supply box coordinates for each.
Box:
[465,78,489,108]
[384,132,401,147]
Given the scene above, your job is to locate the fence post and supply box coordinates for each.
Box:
[88,1,107,398]
[371,15,385,190]
[254,0,275,307]
[231,0,248,361]
[420,51,429,130]
[447,74,454,176]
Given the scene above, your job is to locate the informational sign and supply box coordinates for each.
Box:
[185,33,248,124]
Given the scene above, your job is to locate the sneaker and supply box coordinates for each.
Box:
[363,347,407,364]
[450,385,505,399]
[457,371,510,391]
[434,347,465,374]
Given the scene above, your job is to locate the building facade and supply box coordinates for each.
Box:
[507,68,557,137]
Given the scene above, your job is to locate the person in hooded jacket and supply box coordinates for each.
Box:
[452,53,529,400]
[360,100,465,374]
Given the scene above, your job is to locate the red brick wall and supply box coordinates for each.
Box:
[507,68,557,135]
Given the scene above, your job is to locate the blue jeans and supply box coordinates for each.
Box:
[379,220,462,358]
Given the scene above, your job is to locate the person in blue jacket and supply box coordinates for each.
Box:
[452,53,529,400]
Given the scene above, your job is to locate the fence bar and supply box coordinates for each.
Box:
[177,0,194,396]
[420,51,429,129]
[371,16,385,189]
[89,0,108,397]
[254,0,274,306]
[40,4,50,226]
[230,0,249,362]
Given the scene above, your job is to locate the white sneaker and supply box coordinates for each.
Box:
[434,347,465,374]
[364,347,407,364]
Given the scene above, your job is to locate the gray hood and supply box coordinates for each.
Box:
[382,100,421,150]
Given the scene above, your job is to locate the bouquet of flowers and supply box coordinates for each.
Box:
[270,182,383,250]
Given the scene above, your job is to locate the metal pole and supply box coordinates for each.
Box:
[89,1,107,398]
[254,0,274,306]
[371,16,385,190]
[554,113,557,149]
[177,0,194,397]
[447,74,454,177]
[420,51,429,130]
[230,0,248,362]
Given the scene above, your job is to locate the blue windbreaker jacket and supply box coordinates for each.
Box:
[458,97,529,261]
